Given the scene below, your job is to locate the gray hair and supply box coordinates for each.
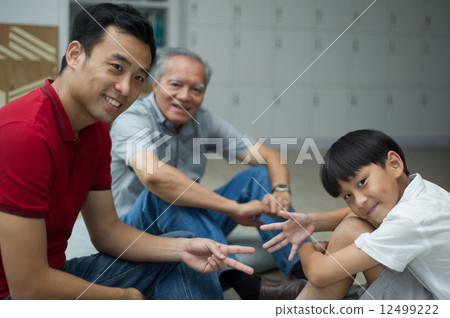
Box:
[150,47,212,87]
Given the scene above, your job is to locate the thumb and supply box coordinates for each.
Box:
[277,210,292,219]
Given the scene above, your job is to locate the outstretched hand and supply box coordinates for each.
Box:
[180,238,255,275]
[260,211,315,261]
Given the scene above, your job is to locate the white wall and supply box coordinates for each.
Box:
[2,0,449,147]
[184,0,450,147]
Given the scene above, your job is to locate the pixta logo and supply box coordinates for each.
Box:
[127,128,325,175]
[193,137,325,165]
[126,128,172,174]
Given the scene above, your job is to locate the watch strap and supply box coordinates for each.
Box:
[271,184,291,193]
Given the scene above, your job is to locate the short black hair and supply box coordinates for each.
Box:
[59,3,156,74]
[321,129,409,197]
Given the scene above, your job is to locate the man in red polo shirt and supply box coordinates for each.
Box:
[0,3,253,300]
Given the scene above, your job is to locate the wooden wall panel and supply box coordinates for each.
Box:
[0,24,58,107]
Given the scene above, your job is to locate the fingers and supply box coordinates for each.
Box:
[266,238,289,254]
[260,221,283,231]
[262,233,285,250]
[224,257,254,275]
[277,210,292,220]
[270,198,279,215]
[208,255,227,272]
[247,219,265,227]
[288,244,299,262]
[261,194,270,208]
[242,215,264,227]
[204,240,226,260]
[222,244,256,255]
[215,244,256,275]
[206,256,220,272]
[262,194,282,216]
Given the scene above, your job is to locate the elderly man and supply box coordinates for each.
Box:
[110,47,309,299]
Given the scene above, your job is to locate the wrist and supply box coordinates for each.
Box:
[307,213,319,233]
[226,200,242,218]
[271,184,291,194]
[171,237,189,263]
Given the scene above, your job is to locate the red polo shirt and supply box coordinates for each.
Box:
[0,79,112,298]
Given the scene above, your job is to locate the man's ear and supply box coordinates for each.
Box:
[386,150,404,179]
[65,41,84,69]
[152,78,158,91]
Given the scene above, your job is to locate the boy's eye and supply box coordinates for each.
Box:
[344,193,352,200]
[358,178,366,187]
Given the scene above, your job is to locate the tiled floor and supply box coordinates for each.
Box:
[200,147,450,299]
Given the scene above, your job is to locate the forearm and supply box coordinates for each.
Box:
[250,144,290,187]
[299,242,378,288]
[266,155,289,188]
[91,217,189,262]
[137,161,240,217]
[0,213,131,300]
[298,242,347,288]
[13,267,134,300]
[308,207,353,232]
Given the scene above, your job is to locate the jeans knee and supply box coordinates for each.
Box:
[246,166,269,183]
[251,165,268,176]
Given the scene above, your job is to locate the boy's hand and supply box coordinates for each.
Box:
[180,238,255,275]
[260,211,315,261]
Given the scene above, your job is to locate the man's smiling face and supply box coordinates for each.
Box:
[153,55,206,128]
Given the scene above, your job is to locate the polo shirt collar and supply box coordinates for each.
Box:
[398,173,425,204]
[41,79,77,142]
[148,92,167,126]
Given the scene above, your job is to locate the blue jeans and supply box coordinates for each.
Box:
[2,232,222,300]
[122,166,310,276]
[61,231,223,300]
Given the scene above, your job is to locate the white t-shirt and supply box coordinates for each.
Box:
[355,174,450,300]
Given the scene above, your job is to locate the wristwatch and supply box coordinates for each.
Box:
[272,184,291,194]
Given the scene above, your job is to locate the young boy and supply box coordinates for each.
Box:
[262,129,449,300]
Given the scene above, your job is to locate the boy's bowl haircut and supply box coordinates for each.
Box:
[321,129,409,197]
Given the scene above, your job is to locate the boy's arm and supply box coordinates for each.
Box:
[299,241,379,287]
[0,211,142,299]
[309,207,354,232]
